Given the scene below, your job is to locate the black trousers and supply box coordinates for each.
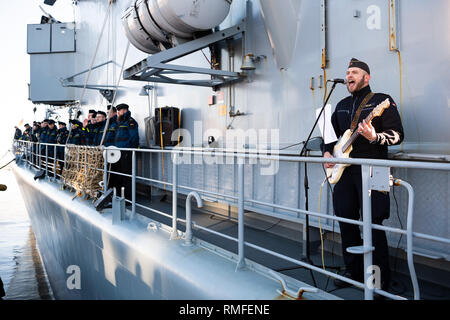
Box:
[333,165,391,286]
[108,150,132,201]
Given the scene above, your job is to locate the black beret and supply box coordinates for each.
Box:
[58,121,66,126]
[348,58,370,75]
[88,109,96,114]
[24,123,30,127]
[69,119,82,127]
[116,103,129,111]
[97,111,107,117]
[42,119,49,123]
[48,119,56,125]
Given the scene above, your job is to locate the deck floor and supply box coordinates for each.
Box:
[132,194,450,300]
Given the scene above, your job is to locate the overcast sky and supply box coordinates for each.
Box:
[0,0,74,154]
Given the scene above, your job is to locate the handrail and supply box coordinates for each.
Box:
[14,140,450,170]
[395,178,420,300]
[12,139,450,300]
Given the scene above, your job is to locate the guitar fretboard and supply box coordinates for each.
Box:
[341,110,377,153]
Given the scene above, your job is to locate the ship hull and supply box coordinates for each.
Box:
[12,163,334,300]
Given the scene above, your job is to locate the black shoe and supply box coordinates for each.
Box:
[34,170,45,180]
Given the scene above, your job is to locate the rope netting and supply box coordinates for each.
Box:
[62,145,104,199]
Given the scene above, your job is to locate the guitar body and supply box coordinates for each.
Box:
[324,98,391,185]
[326,129,353,184]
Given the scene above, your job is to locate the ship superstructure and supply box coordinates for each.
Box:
[12,0,450,300]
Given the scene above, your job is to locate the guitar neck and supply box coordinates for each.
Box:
[341,113,375,153]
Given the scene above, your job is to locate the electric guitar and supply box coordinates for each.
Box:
[326,98,390,184]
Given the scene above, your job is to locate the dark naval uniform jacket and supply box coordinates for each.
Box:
[94,117,118,147]
[56,127,69,160]
[323,85,404,159]
[46,127,58,157]
[67,127,84,145]
[115,111,139,148]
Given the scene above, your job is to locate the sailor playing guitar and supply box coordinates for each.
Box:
[322,58,404,291]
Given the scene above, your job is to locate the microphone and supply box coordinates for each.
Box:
[328,78,347,84]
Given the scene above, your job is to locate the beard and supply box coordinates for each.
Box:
[347,76,366,94]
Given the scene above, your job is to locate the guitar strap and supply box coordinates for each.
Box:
[350,92,375,132]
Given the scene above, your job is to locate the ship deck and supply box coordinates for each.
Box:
[132,194,450,300]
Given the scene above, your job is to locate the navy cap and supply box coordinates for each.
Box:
[58,121,66,126]
[48,119,56,125]
[97,111,107,117]
[116,103,129,111]
[69,119,82,127]
[348,58,370,75]
[107,105,117,112]
[42,119,49,123]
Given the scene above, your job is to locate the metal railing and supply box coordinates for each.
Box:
[12,139,450,300]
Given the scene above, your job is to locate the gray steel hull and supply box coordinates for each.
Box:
[12,164,335,300]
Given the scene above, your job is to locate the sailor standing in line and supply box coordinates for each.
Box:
[323,58,404,293]
[21,123,32,141]
[31,122,40,165]
[39,119,49,161]
[103,105,118,147]
[56,121,69,172]
[67,120,85,145]
[93,111,107,146]
[83,110,97,145]
[108,103,139,201]
[13,126,22,140]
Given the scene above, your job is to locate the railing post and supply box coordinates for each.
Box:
[103,147,108,193]
[63,144,67,174]
[31,142,34,167]
[45,144,48,178]
[361,164,374,300]
[236,160,246,270]
[170,153,179,240]
[53,145,57,181]
[112,187,126,225]
[38,143,42,170]
[395,179,420,300]
[131,150,136,219]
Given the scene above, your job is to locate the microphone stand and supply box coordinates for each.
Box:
[299,81,339,278]
[300,81,338,157]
